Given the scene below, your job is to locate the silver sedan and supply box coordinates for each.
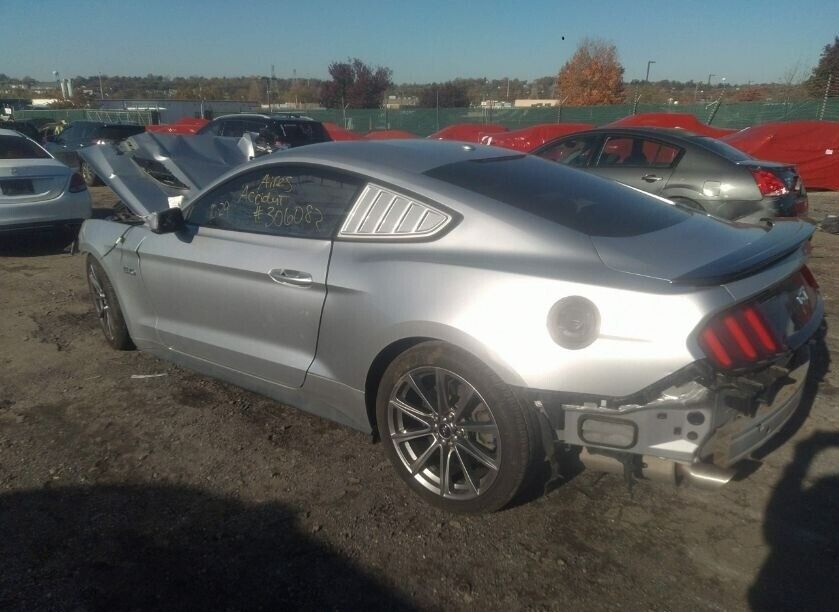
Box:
[78,138,823,513]
[0,128,91,234]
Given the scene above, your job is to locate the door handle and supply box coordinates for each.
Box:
[642,174,663,183]
[269,269,312,288]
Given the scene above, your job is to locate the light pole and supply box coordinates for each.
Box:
[645,60,656,82]
[98,73,104,100]
[707,73,716,86]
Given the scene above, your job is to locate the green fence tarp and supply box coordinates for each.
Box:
[11,99,839,136]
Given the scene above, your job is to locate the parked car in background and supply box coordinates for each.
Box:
[0,128,91,235]
[79,139,821,513]
[0,119,42,143]
[44,121,145,186]
[196,113,331,154]
[533,127,808,222]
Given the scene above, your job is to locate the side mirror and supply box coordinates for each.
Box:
[148,207,185,234]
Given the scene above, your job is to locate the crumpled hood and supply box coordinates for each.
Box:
[79,132,256,217]
[591,214,814,284]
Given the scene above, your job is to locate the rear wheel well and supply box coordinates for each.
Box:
[365,337,433,440]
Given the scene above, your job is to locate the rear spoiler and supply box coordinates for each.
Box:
[78,132,257,217]
[672,219,814,285]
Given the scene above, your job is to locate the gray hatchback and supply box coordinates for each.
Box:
[533,127,808,222]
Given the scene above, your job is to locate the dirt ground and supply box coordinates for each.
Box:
[1,188,838,611]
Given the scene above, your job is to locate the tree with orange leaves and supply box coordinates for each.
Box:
[556,38,626,105]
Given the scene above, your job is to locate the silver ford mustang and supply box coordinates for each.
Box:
[78,138,823,513]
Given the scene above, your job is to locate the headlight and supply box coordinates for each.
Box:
[547,296,600,349]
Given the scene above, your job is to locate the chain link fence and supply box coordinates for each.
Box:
[9,99,839,136]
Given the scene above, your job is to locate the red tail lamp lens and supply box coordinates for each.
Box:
[751,169,788,197]
[699,303,781,369]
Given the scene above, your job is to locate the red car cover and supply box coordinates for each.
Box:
[428,123,508,143]
[721,121,839,191]
[364,130,419,140]
[478,123,596,152]
[323,122,364,141]
[145,117,209,135]
[608,113,737,139]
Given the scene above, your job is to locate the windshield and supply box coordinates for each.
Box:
[272,121,330,146]
[425,155,690,237]
[0,135,51,159]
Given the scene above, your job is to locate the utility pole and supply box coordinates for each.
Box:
[268,65,275,111]
[707,73,716,86]
[98,73,104,100]
[645,60,656,82]
[820,74,833,121]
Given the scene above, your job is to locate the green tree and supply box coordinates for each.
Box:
[418,82,469,107]
[806,36,839,96]
[320,58,392,108]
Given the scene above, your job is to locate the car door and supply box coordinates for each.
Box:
[587,134,681,195]
[135,163,363,388]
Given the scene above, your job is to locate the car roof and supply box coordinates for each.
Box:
[244,139,518,176]
[0,128,25,137]
[212,113,317,122]
[574,126,702,142]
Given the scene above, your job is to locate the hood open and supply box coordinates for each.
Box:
[79,132,255,217]
[591,214,814,285]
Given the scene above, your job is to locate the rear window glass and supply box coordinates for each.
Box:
[424,155,689,237]
[93,125,144,140]
[0,135,50,159]
[272,121,330,146]
[692,137,752,162]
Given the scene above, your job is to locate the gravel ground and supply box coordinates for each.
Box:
[1,188,838,611]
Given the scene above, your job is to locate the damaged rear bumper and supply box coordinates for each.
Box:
[532,341,815,485]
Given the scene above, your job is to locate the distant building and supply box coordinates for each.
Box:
[514,99,559,108]
[385,95,419,109]
[480,100,513,109]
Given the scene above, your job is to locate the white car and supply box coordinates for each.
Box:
[0,128,92,234]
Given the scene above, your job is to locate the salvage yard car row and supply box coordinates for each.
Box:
[0,116,826,513]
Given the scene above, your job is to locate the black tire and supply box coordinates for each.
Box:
[86,255,134,350]
[80,160,102,186]
[376,341,542,514]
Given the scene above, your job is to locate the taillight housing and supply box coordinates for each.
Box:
[751,168,788,197]
[793,197,809,216]
[68,172,87,193]
[699,303,783,370]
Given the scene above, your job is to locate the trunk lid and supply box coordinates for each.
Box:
[591,213,814,285]
[0,159,70,203]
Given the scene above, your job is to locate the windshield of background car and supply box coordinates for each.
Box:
[692,136,753,162]
[0,135,51,159]
[94,125,144,140]
[424,155,690,237]
[272,121,330,146]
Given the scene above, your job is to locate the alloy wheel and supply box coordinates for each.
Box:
[88,263,113,340]
[387,367,501,500]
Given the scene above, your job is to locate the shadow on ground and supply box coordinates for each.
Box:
[0,484,418,611]
[0,228,76,257]
[750,334,838,611]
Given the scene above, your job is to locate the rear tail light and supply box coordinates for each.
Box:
[750,168,788,197]
[68,172,87,193]
[699,303,782,369]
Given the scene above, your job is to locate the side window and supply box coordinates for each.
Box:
[596,136,681,168]
[537,136,599,167]
[243,119,270,135]
[220,120,245,137]
[185,165,363,239]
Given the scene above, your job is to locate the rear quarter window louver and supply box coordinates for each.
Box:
[338,183,451,239]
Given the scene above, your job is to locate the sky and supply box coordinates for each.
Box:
[1,0,837,84]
